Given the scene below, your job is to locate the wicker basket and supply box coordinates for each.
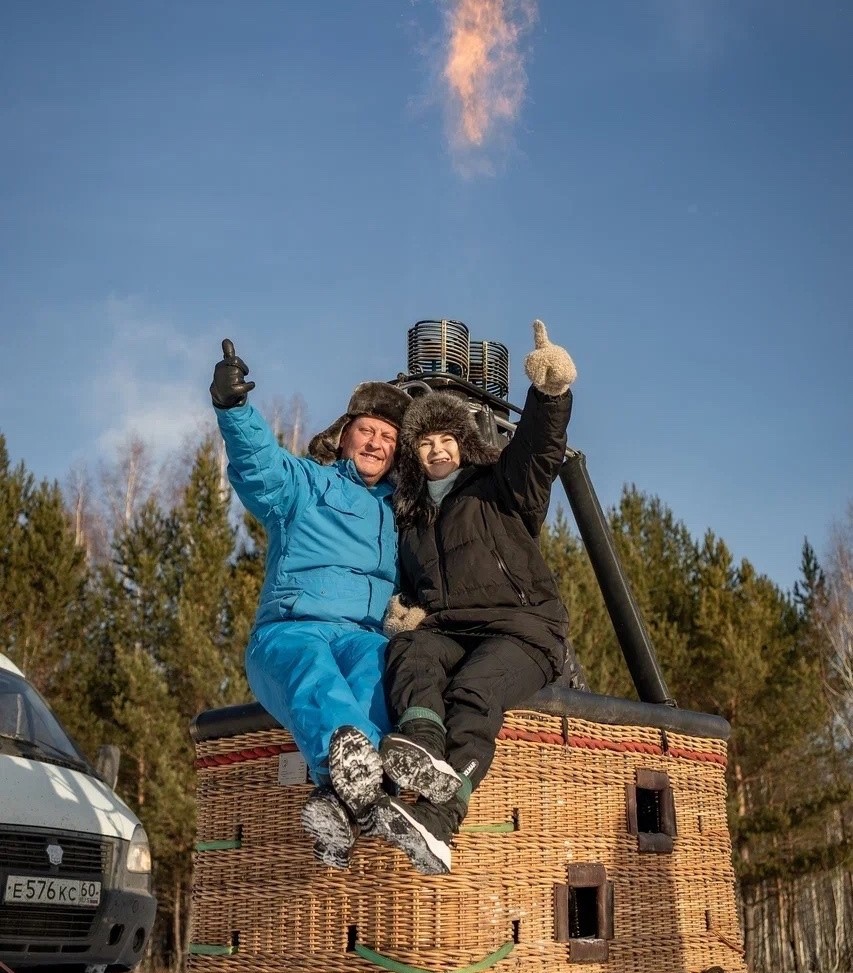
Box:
[187,693,746,973]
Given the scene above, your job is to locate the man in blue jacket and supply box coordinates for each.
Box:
[210,339,410,868]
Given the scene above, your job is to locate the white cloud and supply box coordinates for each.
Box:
[90,296,214,464]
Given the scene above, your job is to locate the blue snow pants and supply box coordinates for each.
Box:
[245,620,391,786]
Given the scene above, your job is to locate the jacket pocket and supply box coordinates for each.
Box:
[491,550,528,606]
[320,481,368,519]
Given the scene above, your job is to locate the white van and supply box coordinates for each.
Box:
[0,652,156,971]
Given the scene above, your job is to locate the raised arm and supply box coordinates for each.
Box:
[495,320,577,534]
[210,338,303,523]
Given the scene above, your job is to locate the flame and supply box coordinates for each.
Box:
[443,0,538,148]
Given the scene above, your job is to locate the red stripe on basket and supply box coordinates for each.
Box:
[195,742,299,769]
[497,726,727,766]
[667,746,727,765]
[196,729,727,769]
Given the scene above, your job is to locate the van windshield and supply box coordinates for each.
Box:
[0,667,91,770]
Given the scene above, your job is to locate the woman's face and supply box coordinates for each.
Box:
[417,432,461,481]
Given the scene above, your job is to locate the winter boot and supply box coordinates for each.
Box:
[356,803,382,839]
[380,716,461,803]
[300,786,358,870]
[373,794,466,875]
[312,840,351,870]
[328,725,384,817]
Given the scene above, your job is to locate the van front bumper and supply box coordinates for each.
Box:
[0,887,157,971]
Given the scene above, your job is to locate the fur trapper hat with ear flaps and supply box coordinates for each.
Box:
[394,391,502,529]
[308,381,412,465]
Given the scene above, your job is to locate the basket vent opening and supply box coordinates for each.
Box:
[569,887,599,939]
[627,768,677,854]
[637,787,663,833]
[553,863,614,962]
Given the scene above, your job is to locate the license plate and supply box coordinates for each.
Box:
[3,875,101,907]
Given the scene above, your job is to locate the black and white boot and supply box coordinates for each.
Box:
[373,796,459,875]
[380,734,461,803]
[300,786,357,870]
[328,725,385,817]
[312,840,352,870]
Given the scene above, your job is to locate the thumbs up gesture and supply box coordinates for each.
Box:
[210,338,256,409]
[523,320,577,396]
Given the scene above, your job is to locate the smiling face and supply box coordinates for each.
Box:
[417,431,461,481]
[338,415,399,486]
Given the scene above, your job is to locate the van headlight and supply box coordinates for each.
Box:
[127,825,152,874]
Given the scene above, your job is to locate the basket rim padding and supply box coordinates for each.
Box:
[190,685,730,745]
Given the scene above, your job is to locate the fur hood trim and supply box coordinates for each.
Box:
[308,382,412,465]
[394,391,501,528]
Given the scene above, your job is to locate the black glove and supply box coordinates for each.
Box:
[210,338,256,409]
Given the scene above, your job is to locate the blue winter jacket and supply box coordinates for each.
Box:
[216,404,399,633]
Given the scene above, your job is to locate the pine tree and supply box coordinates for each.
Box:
[164,436,248,720]
[608,486,697,697]
[0,434,90,728]
[540,509,629,695]
[85,494,191,968]
[542,487,698,699]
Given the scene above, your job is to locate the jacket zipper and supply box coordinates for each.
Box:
[492,550,528,606]
[436,522,448,604]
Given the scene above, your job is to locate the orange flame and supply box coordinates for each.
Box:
[443,0,538,148]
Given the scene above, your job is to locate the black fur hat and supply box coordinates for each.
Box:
[395,391,501,528]
[308,381,412,465]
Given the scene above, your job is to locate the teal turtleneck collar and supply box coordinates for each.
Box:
[426,468,462,506]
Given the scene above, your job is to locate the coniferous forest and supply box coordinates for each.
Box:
[1,420,851,973]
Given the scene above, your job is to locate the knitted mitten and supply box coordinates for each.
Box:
[383,594,427,636]
[523,319,577,396]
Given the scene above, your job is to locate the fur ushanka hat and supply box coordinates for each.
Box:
[394,391,502,528]
[308,382,412,465]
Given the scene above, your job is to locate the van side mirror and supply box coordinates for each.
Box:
[95,744,121,790]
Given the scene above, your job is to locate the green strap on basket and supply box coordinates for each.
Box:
[188,943,237,956]
[195,838,242,851]
[354,940,514,973]
[458,822,515,833]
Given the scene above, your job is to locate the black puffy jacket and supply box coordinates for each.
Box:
[395,386,572,678]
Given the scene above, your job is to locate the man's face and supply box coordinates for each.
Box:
[339,416,398,486]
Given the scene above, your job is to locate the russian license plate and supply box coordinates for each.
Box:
[3,875,101,907]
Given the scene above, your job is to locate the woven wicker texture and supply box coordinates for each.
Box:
[189,710,747,973]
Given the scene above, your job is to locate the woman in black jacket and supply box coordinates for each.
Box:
[365,320,578,874]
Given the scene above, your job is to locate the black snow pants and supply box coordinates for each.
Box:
[384,629,549,792]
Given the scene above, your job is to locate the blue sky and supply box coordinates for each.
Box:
[1,0,850,594]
